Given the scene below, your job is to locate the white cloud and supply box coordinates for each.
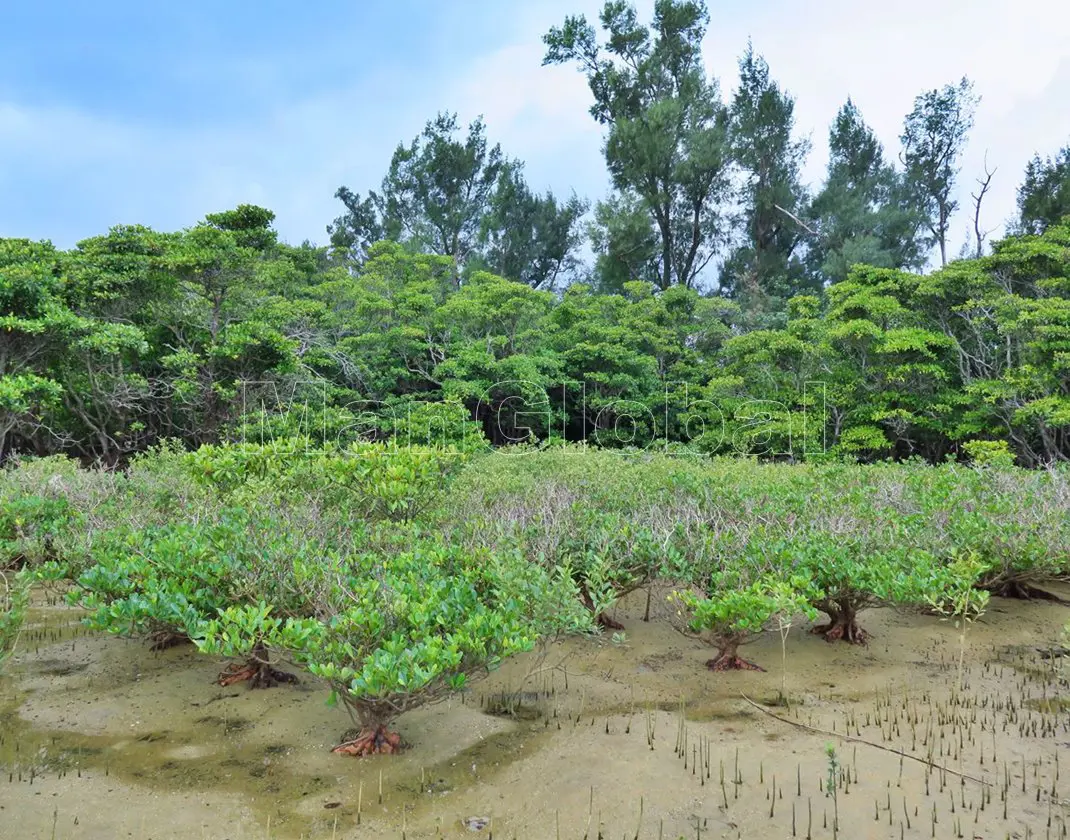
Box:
[698,0,1070,249]
[2,0,1067,259]
[446,0,1070,263]
[447,41,605,197]
[0,79,427,245]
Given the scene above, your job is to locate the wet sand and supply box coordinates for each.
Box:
[2,585,1069,839]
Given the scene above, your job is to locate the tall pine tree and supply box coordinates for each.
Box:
[473,161,589,291]
[721,44,812,315]
[1016,144,1070,235]
[544,0,732,291]
[329,114,586,287]
[329,113,503,266]
[808,99,924,284]
[899,77,978,267]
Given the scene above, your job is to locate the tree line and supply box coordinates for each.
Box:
[2,0,1069,465]
[330,3,1067,308]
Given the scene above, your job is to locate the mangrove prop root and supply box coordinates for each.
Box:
[595,612,625,631]
[987,580,1070,604]
[149,632,190,651]
[740,694,984,784]
[331,726,403,756]
[706,654,765,672]
[811,618,870,645]
[579,585,625,630]
[217,660,298,689]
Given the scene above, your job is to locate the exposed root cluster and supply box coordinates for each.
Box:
[595,612,625,631]
[986,579,1070,604]
[331,726,403,756]
[149,631,190,651]
[811,601,870,645]
[705,654,765,672]
[217,661,298,689]
[811,620,870,645]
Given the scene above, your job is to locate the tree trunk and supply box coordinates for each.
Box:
[811,599,869,644]
[579,585,624,631]
[705,634,765,671]
[332,701,403,756]
[217,642,298,689]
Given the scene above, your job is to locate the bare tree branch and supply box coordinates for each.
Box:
[773,204,820,238]
[971,152,997,258]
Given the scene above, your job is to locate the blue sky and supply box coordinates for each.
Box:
[0,3,510,122]
[2,0,1068,256]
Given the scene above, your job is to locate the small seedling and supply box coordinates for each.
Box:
[825,744,840,839]
[925,551,990,694]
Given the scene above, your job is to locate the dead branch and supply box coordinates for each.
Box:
[741,694,986,784]
[774,204,820,238]
[971,152,997,258]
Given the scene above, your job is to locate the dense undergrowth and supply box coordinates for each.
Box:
[1,441,1068,751]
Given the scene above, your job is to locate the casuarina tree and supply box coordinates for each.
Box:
[899,77,979,267]
[544,0,732,291]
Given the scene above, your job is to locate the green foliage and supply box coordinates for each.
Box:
[0,564,30,672]
[350,112,504,264]
[5,196,1070,467]
[329,115,586,286]
[825,744,840,836]
[926,550,990,624]
[0,36,1066,471]
[713,221,1070,464]
[0,455,109,577]
[792,527,948,633]
[1016,145,1070,236]
[925,550,990,691]
[672,574,817,646]
[586,194,660,293]
[197,536,588,727]
[5,441,1070,744]
[58,442,483,685]
[11,440,590,740]
[0,567,31,671]
[448,450,1070,646]
[228,404,367,448]
[385,399,490,452]
[0,239,81,457]
[204,204,278,252]
[807,99,924,283]
[7,21,1070,755]
[444,448,702,619]
[0,493,72,565]
[185,439,470,522]
[476,161,589,291]
[942,467,1070,593]
[71,513,267,642]
[962,439,1016,468]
